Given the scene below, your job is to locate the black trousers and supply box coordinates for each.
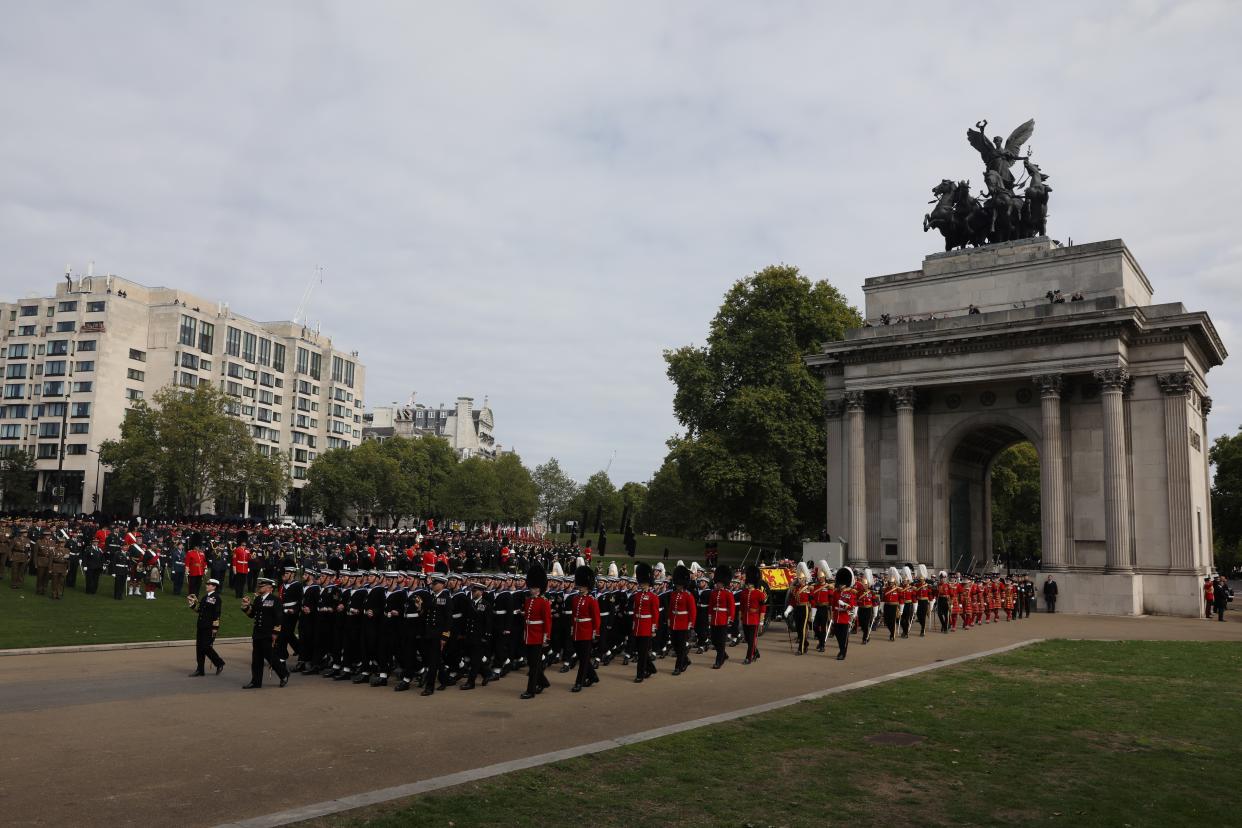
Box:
[278,614,300,663]
[883,604,898,638]
[1216,603,1227,622]
[187,575,202,596]
[85,569,101,594]
[66,559,79,588]
[635,636,654,678]
[916,600,929,634]
[813,607,829,647]
[112,569,126,600]
[171,571,184,595]
[936,598,950,632]
[525,644,548,694]
[250,635,288,687]
[857,607,874,641]
[710,626,728,664]
[1046,597,1056,613]
[466,639,488,683]
[233,574,245,599]
[833,620,849,658]
[672,629,689,670]
[196,628,224,672]
[900,603,914,637]
[573,640,598,686]
[743,624,759,660]
[792,606,809,652]
[421,638,443,691]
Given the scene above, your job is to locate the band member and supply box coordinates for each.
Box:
[741,565,766,664]
[187,579,225,676]
[812,560,833,652]
[882,567,901,641]
[935,571,952,633]
[669,564,697,675]
[788,562,812,655]
[855,568,876,643]
[914,564,932,637]
[240,577,289,689]
[570,564,600,692]
[898,566,915,639]
[521,563,552,699]
[631,563,660,682]
[708,565,735,669]
[832,567,857,660]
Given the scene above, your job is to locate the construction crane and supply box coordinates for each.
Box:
[293,266,323,325]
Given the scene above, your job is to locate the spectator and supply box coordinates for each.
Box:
[1042,575,1058,613]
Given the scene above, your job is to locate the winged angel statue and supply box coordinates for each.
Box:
[923,118,1052,251]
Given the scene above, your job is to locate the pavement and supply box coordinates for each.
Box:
[1,612,1239,828]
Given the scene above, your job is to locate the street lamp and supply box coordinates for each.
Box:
[89,447,108,513]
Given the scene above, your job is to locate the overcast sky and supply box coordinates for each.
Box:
[2,2,1240,486]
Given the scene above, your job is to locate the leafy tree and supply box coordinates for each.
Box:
[304,447,363,525]
[0,449,38,512]
[664,264,859,554]
[990,442,1042,566]
[570,471,623,532]
[532,457,578,530]
[99,384,260,515]
[1210,430,1242,574]
[439,456,500,523]
[639,454,705,538]
[618,481,648,530]
[494,452,539,524]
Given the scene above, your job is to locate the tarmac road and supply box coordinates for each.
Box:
[1,613,1239,828]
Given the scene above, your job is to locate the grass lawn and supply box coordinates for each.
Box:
[321,640,1242,828]
[0,573,251,649]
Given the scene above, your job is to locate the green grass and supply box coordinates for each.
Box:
[0,573,251,648]
[321,640,1242,828]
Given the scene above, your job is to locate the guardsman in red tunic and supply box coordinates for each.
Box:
[632,562,660,682]
[898,565,915,639]
[935,571,952,633]
[185,532,207,597]
[882,567,901,641]
[949,576,963,630]
[570,564,600,692]
[788,562,813,655]
[855,570,877,643]
[668,565,697,675]
[421,548,436,574]
[914,564,932,637]
[708,565,736,669]
[832,567,857,660]
[520,563,552,699]
[741,565,767,664]
[1204,577,1215,619]
[231,533,251,599]
[812,560,834,652]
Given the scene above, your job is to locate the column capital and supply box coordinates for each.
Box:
[1032,373,1063,398]
[1202,395,1213,416]
[823,399,845,419]
[843,390,866,411]
[1093,367,1131,391]
[1156,371,1194,396]
[888,385,916,409]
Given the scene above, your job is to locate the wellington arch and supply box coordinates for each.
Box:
[807,238,1226,617]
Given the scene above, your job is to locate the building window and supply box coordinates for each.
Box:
[345,361,354,388]
[48,340,69,356]
[20,306,37,317]
[180,353,198,370]
[226,326,241,357]
[76,340,96,352]
[72,382,93,393]
[273,343,286,372]
[42,402,66,417]
[74,361,94,372]
[296,347,309,375]
[258,338,271,366]
[227,362,243,379]
[226,381,241,397]
[243,368,257,382]
[310,351,321,380]
[127,368,145,382]
[71,401,90,418]
[5,364,27,379]
[0,424,21,439]
[46,306,54,317]
[57,301,78,313]
[129,348,146,362]
[65,444,87,455]
[8,344,29,358]
[17,325,36,336]
[179,315,197,347]
[38,421,60,438]
[55,321,75,332]
[69,422,89,434]
[199,358,212,372]
[37,444,58,459]
[42,381,65,396]
[0,404,29,419]
[241,404,255,416]
[126,388,143,401]
[86,301,106,313]
[44,361,66,377]
[242,331,257,363]
[179,372,197,388]
[199,321,214,354]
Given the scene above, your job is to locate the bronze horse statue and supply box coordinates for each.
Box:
[924,179,988,251]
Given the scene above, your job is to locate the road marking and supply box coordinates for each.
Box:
[216,638,1042,828]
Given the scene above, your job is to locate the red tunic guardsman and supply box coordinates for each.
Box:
[708,565,736,668]
[831,567,857,660]
[231,540,251,599]
[668,565,697,674]
[520,563,552,700]
[740,565,767,664]
[631,562,660,682]
[569,564,600,692]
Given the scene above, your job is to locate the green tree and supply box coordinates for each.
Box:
[532,457,578,529]
[990,442,1042,566]
[639,454,705,538]
[570,470,623,532]
[99,384,259,515]
[1210,430,1242,574]
[303,447,362,525]
[439,456,500,523]
[494,452,539,524]
[0,449,38,512]
[664,264,860,554]
[618,481,648,529]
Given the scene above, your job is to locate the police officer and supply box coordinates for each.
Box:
[240,577,289,689]
[187,579,226,676]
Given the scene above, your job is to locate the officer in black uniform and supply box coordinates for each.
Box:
[421,573,452,695]
[296,570,321,673]
[83,540,105,595]
[395,574,428,691]
[461,577,492,689]
[241,577,289,689]
[187,578,226,676]
[277,566,303,668]
[109,534,127,601]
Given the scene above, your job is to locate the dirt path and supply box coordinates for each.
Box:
[1,613,1238,828]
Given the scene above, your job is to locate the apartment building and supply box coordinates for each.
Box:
[363,393,498,460]
[0,272,365,516]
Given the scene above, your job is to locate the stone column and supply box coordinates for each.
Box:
[889,386,917,561]
[1201,396,1214,568]
[1094,368,1133,573]
[1033,374,1067,571]
[1158,372,1195,572]
[845,391,868,567]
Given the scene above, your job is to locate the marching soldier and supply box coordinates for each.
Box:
[231,532,251,598]
[461,577,493,689]
[899,566,915,639]
[812,561,833,653]
[569,564,600,692]
[520,563,552,699]
[48,541,70,599]
[914,564,932,637]
[832,568,857,660]
[240,577,289,689]
[421,573,452,696]
[855,569,877,643]
[708,565,736,669]
[9,528,31,590]
[631,563,660,682]
[669,564,697,674]
[277,567,303,669]
[187,579,226,676]
[185,534,206,597]
[789,563,812,655]
[34,530,52,595]
[0,528,11,580]
[740,565,766,664]
[83,538,105,594]
[882,567,901,641]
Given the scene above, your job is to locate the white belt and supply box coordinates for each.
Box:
[637,614,653,619]
[451,613,462,619]
[404,613,420,619]
[282,602,298,608]
[527,620,544,625]
[493,610,508,615]
[574,617,592,623]
[672,611,689,615]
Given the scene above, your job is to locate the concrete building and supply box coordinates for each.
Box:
[809,238,1225,617]
[0,271,365,516]
[363,393,497,459]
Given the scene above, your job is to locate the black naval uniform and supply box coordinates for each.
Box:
[422,586,452,695]
[242,589,289,689]
[191,589,226,674]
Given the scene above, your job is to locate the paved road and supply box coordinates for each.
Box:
[1,613,1239,827]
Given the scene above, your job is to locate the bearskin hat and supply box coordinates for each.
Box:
[745,564,761,587]
[636,561,654,586]
[836,566,855,589]
[575,564,595,589]
[714,564,732,586]
[526,562,548,592]
[673,564,691,588]
[237,530,249,545]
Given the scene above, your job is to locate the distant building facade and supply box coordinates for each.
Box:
[364,393,498,459]
[0,271,365,516]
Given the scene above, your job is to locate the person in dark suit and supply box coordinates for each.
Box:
[1213,575,1232,622]
[1042,575,1058,613]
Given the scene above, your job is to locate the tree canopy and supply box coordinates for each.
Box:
[663,264,860,552]
[990,441,1041,566]
[1210,430,1242,574]
[0,449,38,512]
